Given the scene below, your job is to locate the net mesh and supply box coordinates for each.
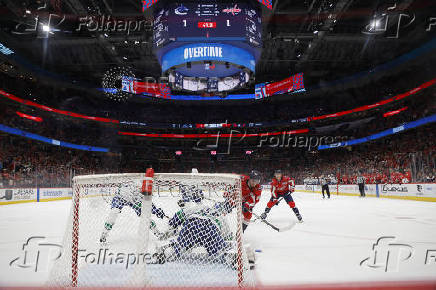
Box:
[48,172,254,287]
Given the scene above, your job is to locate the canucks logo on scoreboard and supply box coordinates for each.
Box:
[175,4,189,15]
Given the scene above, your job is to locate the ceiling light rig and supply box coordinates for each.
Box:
[102,66,135,102]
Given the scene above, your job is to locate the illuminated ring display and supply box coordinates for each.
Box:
[161,43,255,93]
[161,43,255,72]
[102,66,136,101]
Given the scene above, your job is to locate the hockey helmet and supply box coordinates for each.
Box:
[249,170,261,183]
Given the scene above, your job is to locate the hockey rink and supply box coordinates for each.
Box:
[1,190,436,287]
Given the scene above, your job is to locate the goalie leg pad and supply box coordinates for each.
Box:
[176,218,226,256]
[100,207,121,242]
[105,208,121,229]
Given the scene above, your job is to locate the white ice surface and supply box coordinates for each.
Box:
[1,191,436,287]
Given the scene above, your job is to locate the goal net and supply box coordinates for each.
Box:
[48,172,255,287]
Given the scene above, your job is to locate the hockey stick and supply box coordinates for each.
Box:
[204,196,294,232]
[252,212,296,232]
[252,196,283,222]
[274,197,284,206]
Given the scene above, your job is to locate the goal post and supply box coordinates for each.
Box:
[48,171,254,288]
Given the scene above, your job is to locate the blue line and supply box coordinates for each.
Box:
[318,114,436,150]
[0,124,109,152]
[310,38,436,90]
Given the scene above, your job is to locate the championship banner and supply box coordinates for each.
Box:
[122,77,172,99]
[265,75,294,96]
[255,73,305,99]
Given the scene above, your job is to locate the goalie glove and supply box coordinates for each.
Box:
[158,228,178,240]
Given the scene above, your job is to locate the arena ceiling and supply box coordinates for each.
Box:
[0,0,435,99]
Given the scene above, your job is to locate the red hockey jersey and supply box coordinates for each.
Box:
[271,176,295,198]
[241,175,262,223]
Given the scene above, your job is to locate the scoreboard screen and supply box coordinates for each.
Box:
[153,1,261,48]
[144,0,272,11]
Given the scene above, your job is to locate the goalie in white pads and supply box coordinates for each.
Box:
[153,186,237,266]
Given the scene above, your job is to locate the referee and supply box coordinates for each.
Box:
[357,174,366,197]
[320,175,330,199]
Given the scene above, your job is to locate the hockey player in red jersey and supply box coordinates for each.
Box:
[222,170,262,232]
[241,170,263,232]
[260,170,303,222]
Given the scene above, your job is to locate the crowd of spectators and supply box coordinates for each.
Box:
[0,137,108,187]
[0,65,434,188]
[0,123,434,188]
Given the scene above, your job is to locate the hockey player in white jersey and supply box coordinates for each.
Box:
[100,180,167,243]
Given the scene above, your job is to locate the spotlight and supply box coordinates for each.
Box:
[369,19,381,31]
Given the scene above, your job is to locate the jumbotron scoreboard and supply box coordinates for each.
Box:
[153,2,262,47]
[151,0,263,94]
